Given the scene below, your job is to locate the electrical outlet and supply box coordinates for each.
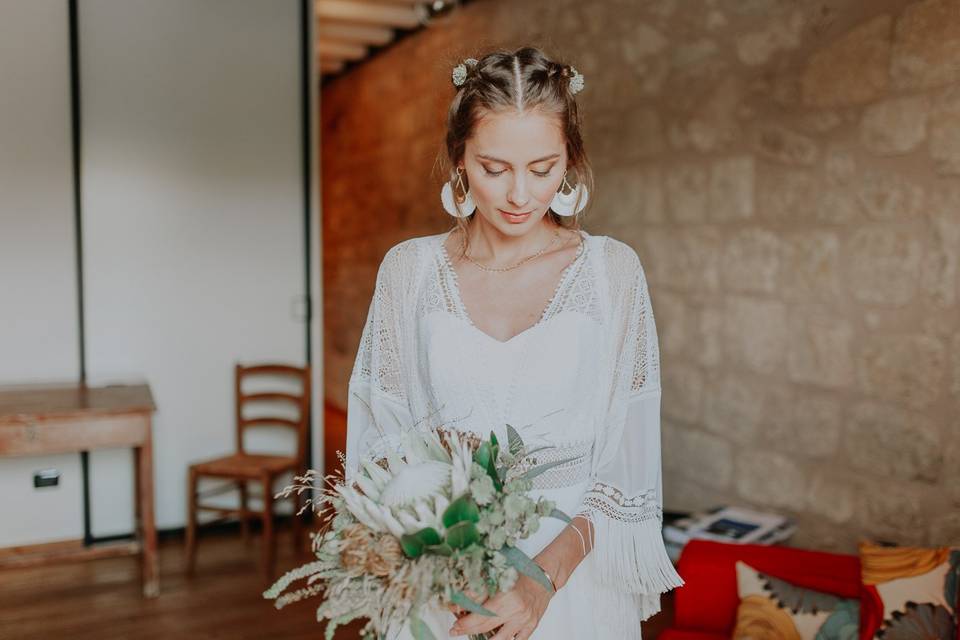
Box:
[33,469,60,488]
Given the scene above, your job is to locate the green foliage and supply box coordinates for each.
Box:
[443,495,481,528]
[400,527,442,559]
[500,545,555,594]
[446,521,480,549]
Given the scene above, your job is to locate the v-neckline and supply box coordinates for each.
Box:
[437,227,588,346]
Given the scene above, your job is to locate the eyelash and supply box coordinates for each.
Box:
[483,168,551,178]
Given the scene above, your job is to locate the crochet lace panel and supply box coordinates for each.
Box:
[350,239,420,404]
[603,237,659,396]
[579,483,661,524]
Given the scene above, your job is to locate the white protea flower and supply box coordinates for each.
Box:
[379,460,451,509]
[335,484,386,533]
[371,503,406,538]
[353,469,382,502]
[395,510,424,534]
[401,430,450,465]
[362,459,391,488]
[448,433,474,498]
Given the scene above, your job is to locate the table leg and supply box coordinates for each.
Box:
[136,416,160,598]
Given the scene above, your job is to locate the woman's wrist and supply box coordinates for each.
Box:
[535,561,558,593]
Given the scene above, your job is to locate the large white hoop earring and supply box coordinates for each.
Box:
[550,172,588,217]
[441,166,475,217]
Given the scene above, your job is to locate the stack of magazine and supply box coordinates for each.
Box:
[662,505,797,563]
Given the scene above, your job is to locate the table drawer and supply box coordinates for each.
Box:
[0,413,150,456]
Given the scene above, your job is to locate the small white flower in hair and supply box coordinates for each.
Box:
[569,66,585,94]
[452,58,477,87]
[452,63,467,87]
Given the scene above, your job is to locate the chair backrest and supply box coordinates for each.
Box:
[234,363,311,469]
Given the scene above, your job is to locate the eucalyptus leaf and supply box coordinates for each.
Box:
[451,590,497,617]
[409,613,438,640]
[549,508,572,523]
[424,542,453,557]
[486,453,502,492]
[473,442,491,469]
[521,456,580,481]
[400,527,442,558]
[400,534,424,558]
[442,495,480,527]
[413,527,442,546]
[500,545,554,593]
[524,445,557,457]
[445,520,479,549]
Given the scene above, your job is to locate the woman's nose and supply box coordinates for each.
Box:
[507,175,530,208]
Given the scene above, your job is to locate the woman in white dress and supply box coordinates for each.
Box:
[343,47,684,640]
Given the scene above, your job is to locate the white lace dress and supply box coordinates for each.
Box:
[344,228,684,639]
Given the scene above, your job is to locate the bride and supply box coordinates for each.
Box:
[344,46,684,640]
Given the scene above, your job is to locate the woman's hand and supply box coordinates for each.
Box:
[448,573,553,639]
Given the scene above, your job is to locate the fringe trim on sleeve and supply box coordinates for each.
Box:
[578,482,685,599]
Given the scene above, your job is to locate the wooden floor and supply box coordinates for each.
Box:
[0,524,673,639]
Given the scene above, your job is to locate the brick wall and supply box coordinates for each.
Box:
[321,0,960,552]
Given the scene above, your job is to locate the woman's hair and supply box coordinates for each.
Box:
[437,46,593,249]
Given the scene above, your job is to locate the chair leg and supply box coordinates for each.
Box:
[238,480,250,546]
[185,468,199,575]
[291,490,303,555]
[261,473,275,578]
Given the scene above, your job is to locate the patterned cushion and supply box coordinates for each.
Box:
[858,541,960,640]
[732,560,860,640]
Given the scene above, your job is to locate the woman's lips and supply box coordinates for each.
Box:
[499,209,532,223]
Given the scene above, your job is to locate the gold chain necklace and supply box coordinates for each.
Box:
[459,228,561,273]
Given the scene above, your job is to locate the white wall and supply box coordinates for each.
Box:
[0,1,84,547]
[80,0,307,533]
[0,0,319,543]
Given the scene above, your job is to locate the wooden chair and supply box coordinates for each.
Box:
[185,363,311,577]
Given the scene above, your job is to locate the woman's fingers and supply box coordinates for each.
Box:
[451,611,504,636]
[489,621,523,640]
[450,596,507,637]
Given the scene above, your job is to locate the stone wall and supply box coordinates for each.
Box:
[321,0,960,552]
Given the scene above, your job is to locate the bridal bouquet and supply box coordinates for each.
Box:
[263,424,572,640]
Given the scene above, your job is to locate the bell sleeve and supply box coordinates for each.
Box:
[574,241,684,623]
[344,242,415,481]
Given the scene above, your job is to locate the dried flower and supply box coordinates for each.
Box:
[365,535,404,577]
[340,524,375,575]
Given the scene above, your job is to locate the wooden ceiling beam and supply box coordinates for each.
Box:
[316,38,368,61]
[315,0,425,29]
[319,59,346,75]
[316,21,394,46]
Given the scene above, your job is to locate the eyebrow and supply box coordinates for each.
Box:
[476,153,561,165]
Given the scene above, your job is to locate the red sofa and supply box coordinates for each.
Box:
[659,539,863,640]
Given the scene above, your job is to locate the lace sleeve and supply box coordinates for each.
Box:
[575,239,684,624]
[344,242,415,480]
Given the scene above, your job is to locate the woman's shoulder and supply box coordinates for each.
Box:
[379,234,436,268]
[593,233,643,274]
[375,233,446,289]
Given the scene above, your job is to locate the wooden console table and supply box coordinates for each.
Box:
[0,382,159,597]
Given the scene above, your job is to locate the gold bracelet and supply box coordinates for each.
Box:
[539,564,558,593]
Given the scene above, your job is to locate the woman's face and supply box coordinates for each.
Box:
[461,109,568,235]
